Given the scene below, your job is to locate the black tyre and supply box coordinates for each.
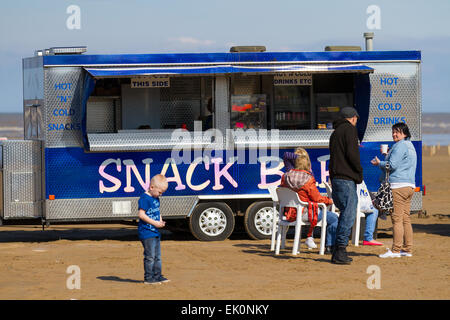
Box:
[244,201,275,240]
[189,202,235,241]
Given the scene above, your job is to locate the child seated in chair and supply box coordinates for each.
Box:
[283,147,305,171]
[281,148,338,254]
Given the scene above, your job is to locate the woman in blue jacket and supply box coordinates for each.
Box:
[371,122,417,258]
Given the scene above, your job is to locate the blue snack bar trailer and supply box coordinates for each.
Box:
[0,44,423,241]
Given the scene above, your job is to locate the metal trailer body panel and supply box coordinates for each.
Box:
[1,140,42,219]
[362,61,422,211]
[44,67,84,148]
[45,195,198,221]
[362,62,421,142]
[41,143,422,218]
[16,50,423,222]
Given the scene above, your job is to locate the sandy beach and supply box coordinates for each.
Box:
[0,148,449,300]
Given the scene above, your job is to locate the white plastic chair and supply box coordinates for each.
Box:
[267,185,279,251]
[275,187,327,255]
[324,182,365,246]
[351,200,365,246]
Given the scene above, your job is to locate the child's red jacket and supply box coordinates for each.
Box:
[280,169,333,206]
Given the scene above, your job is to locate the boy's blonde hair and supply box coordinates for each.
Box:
[294,147,311,171]
[150,174,168,191]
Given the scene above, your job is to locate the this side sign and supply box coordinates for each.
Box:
[130,76,170,88]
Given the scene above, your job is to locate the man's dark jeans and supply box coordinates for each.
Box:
[331,179,358,247]
[141,236,162,282]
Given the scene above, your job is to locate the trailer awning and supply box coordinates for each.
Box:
[84,63,374,77]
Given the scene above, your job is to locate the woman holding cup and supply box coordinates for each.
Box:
[380,144,389,155]
[370,123,417,258]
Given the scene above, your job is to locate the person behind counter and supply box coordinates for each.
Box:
[198,98,213,130]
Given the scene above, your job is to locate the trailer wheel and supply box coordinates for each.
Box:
[244,201,275,240]
[189,202,235,241]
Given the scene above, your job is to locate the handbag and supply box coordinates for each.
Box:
[373,163,394,214]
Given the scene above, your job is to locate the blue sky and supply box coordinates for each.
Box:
[1,0,449,113]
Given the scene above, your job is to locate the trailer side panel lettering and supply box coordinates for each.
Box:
[377,103,402,111]
[48,123,81,131]
[53,108,76,116]
[54,83,73,90]
[373,116,406,124]
[380,77,398,85]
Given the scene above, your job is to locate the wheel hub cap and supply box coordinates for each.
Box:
[254,207,274,236]
[199,208,227,236]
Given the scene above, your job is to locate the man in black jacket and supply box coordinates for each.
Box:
[329,107,363,264]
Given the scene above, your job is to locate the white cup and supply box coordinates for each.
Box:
[381,144,388,154]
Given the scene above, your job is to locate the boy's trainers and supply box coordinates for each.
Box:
[400,250,413,257]
[379,248,401,258]
[305,237,317,249]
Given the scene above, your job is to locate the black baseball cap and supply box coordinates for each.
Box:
[340,107,359,119]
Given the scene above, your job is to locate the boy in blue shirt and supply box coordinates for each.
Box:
[138,174,169,284]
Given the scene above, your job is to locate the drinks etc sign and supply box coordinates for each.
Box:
[273,73,312,86]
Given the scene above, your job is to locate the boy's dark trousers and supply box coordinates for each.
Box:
[141,236,162,282]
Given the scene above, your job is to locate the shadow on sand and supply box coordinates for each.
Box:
[377,218,450,238]
[411,222,450,237]
[0,221,252,243]
[0,227,139,243]
[97,276,142,284]
[232,242,379,261]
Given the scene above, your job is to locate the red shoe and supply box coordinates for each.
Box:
[363,240,383,246]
